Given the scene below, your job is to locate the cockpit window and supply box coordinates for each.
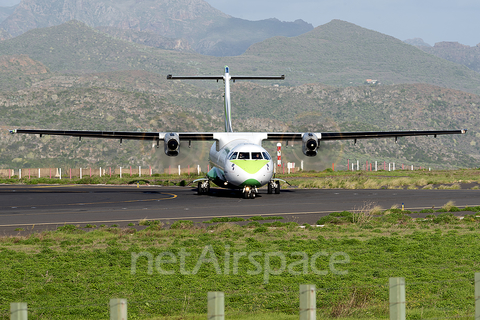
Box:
[229,152,238,160]
[262,152,271,160]
[251,152,263,160]
[238,152,250,160]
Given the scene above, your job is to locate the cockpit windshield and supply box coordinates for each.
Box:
[228,152,238,160]
[251,152,263,160]
[238,152,250,160]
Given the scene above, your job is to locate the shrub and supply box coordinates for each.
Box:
[170,220,194,229]
[433,213,458,224]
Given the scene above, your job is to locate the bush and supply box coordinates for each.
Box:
[170,220,194,229]
[433,213,458,224]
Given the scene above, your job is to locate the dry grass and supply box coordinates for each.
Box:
[352,202,382,224]
[442,201,456,211]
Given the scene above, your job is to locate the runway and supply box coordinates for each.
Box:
[0,184,479,235]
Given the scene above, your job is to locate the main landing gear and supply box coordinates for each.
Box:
[197,180,210,195]
[267,180,281,194]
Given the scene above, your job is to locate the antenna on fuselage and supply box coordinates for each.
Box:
[167,67,285,133]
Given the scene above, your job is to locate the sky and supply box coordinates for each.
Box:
[205,0,480,46]
[1,0,479,46]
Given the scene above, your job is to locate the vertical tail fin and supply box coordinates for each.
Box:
[167,67,285,134]
[224,66,233,132]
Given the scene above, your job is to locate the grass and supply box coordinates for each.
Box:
[2,209,480,319]
[1,168,480,190]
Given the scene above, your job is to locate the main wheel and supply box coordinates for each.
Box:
[197,182,204,195]
[267,182,273,194]
[275,181,281,194]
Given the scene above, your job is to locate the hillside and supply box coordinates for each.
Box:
[1,70,479,170]
[416,41,480,74]
[95,27,193,52]
[3,20,480,96]
[0,0,312,56]
[0,54,50,91]
[237,20,480,93]
[0,20,192,75]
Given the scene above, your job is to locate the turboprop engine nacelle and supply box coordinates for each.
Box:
[164,132,180,156]
[302,133,319,157]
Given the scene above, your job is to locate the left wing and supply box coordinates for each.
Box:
[9,129,214,157]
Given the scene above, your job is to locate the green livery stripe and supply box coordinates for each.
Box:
[240,179,262,187]
[230,160,269,174]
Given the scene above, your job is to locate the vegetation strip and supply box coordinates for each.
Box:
[2,204,480,319]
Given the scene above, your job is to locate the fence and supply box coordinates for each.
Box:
[7,275,480,319]
[0,161,444,179]
[0,165,204,179]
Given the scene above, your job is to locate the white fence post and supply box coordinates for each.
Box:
[10,302,27,320]
[120,167,122,178]
[99,167,102,178]
[19,169,22,179]
[59,168,61,180]
[110,299,127,320]
[300,284,316,320]
[208,292,224,320]
[389,277,405,320]
[139,166,141,177]
[80,168,82,179]
[178,165,181,175]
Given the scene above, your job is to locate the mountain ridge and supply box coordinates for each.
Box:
[0,0,313,56]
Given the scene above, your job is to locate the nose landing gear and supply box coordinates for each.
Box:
[243,186,257,199]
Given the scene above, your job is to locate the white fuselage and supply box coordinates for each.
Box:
[208,135,274,188]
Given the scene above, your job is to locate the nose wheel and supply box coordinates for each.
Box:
[243,186,257,199]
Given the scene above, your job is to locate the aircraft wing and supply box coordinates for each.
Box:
[266,129,467,141]
[9,129,214,141]
[10,128,466,142]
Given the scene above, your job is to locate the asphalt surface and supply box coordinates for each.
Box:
[0,184,479,235]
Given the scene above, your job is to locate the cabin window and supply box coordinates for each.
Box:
[238,152,250,160]
[251,152,263,160]
[229,152,238,160]
[262,152,271,160]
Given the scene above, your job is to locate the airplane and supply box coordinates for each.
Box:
[10,66,466,199]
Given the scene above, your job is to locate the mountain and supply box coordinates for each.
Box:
[1,19,480,169]
[0,20,190,74]
[0,0,313,56]
[95,26,193,52]
[238,20,480,93]
[0,54,49,91]
[404,38,431,47]
[414,41,480,74]
[0,4,16,23]
[1,70,479,169]
[3,19,480,96]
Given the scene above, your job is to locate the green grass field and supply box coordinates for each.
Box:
[2,203,480,319]
[1,168,480,190]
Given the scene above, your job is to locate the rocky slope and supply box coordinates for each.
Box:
[0,0,312,56]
